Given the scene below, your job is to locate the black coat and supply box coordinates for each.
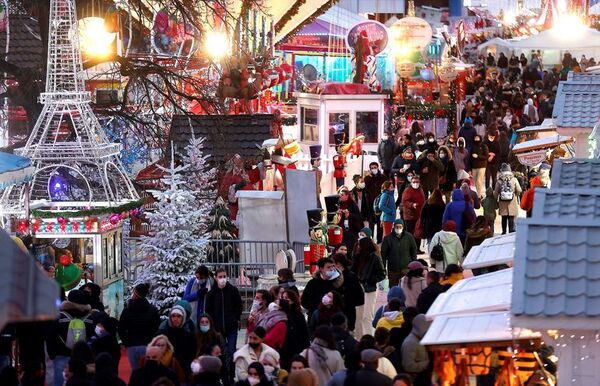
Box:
[439,158,457,193]
[420,203,445,239]
[129,361,180,386]
[90,334,121,371]
[346,368,392,386]
[118,297,161,347]
[416,282,448,314]
[301,272,344,320]
[332,326,357,358]
[378,139,398,171]
[339,268,364,331]
[470,142,489,169]
[157,324,198,377]
[191,372,225,386]
[205,283,243,336]
[484,139,500,166]
[46,301,95,359]
[280,309,310,368]
[352,252,386,293]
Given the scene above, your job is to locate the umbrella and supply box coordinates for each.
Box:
[0,151,35,189]
[0,229,60,330]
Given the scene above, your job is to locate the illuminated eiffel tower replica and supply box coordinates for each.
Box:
[1,0,138,215]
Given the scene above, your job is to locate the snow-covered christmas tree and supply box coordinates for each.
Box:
[137,149,207,315]
[206,196,239,276]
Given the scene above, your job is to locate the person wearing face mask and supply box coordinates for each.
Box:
[235,362,273,386]
[247,290,271,333]
[234,327,280,382]
[331,253,364,333]
[196,314,226,359]
[350,174,369,223]
[470,135,489,199]
[378,181,397,237]
[89,316,120,372]
[260,299,288,350]
[307,291,343,337]
[391,147,419,202]
[401,175,426,254]
[190,355,223,386]
[423,133,438,153]
[458,117,477,151]
[277,268,300,295]
[118,283,161,371]
[206,268,243,361]
[129,346,180,386]
[417,149,444,199]
[337,187,363,252]
[183,265,214,326]
[452,137,469,173]
[378,131,398,178]
[484,129,500,189]
[364,162,389,242]
[301,258,344,325]
[156,302,198,379]
[280,290,310,370]
[352,237,386,338]
[381,219,417,288]
[436,146,456,203]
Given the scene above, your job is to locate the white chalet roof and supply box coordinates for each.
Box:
[462,233,515,270]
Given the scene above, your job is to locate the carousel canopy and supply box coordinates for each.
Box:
[510,26,600,50]
[426,269,512,321]
[0,151,35,189]
[477,38,514,53]
[462,233,515,270]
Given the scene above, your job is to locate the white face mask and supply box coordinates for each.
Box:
[382,135,389,141]
[407,176,413,183]
[371,169,379,175]
[357,182,365,189]
[395,228,403,235]
[439,153,446,159]
[251,300,263,311]
[322,295,333,306]
[95,325,104,336]
[217,277,227,287]
[268,302,280,313]
[247,376,260,386]
[190,361,201,374]
[411,182,420,189]
[343,219,349,228]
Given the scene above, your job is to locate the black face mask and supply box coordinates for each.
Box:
[277,279,287,284]
[249,342,261,349]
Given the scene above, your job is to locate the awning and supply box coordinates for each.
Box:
[512,134,574,154]
[0,151,35,189]
[462,233,515,270]
[421,311,542,348]
[135,159,167,182]
[426,269,512,320]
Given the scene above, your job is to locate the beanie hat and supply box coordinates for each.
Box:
[56,263,82,291]
[359,227,373,238]
[500,163,511,172]
[443,220,457,232]
[387,285,406,303]
[67,289,87,305]
[198,355,222,374]
[170,305,187,321]
[464,117,473,124]
[134,283,149,298]
[393,219,404,226]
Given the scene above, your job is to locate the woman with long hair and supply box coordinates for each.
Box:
[419,189,446,245]
[196,313,226,357]
[400,261,428,308]
[307,291,343,337]
[352,237,386,338]
[331,253,364,334]
[147,335,186,383]
[301,326,344,386]
[280,290,310,370]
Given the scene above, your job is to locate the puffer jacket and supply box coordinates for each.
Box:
[442,189,476,238]
[428,230,464,272]
[379,190,396,222]
[46,301,95,359]
[376,311,405,330]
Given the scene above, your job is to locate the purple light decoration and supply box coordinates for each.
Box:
[49,174,69,200]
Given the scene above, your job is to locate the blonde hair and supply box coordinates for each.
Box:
[148,334,175,356]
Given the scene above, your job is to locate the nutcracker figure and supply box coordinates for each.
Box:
[309,145,322,207]
[306,209,327,273]
[324,194,344,247]
[333,133,347,188]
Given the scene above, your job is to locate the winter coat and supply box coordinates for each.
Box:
[156,323,198,378]
[373,286,406,327]
[301,339,345,386]
[350,188,370,221]
[46,300,95,359]
[233,343,280,381]
[416,282,448,314]
[452,139,469,172]
[280,309,310,368]
[205,282,243,336]
[401,315,430,375]
[417,155,445,192]
[482,187,499,222]
[494,171,522,216]
[484,138,500,167]
[190,372,225,386]
[90,333,121,371]
[420,203,445,240]
[332,326,357,358]
[128,361,180,386]
[520,176,544,216]
[390,156,419,179]
[183,276,214,324]
[498,137,510,165]
[365,172,389,222]
[338,268,365,331]
[470,142,489,169]
[378,139,399,171]
[437,146,457,192]
[464,224,493,256]
[442,189,476,238]
[118,297,161,348]
[344,368,393,386]
[400,276,428,308]
[428,230,464,272]
[378,190,396,222]
[301,271,344,320]
[458,124,477,151]
[376,311,405,330]
[381,232,417,274]
[352,252,386,293]
[401,187,425,221]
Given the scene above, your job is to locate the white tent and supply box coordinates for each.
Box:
[477,38,514,56]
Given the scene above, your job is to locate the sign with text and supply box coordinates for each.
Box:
[346,20,389,56]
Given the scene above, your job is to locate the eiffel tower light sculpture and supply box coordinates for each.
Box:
[1,0,138,215]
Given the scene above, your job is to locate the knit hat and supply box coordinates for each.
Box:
[464,117,473,124]
[170,304,187,320]
[198,355,222,374]
[500,163,511,172]
[443,220,457,232]
[408,261,426,271]
[56,262,82,291]
[393,219,404,226]
[387,285,406,304]
[359,227,373,238]
[134,283,149,298]
[67,289,87,305]
[361,349,383,362]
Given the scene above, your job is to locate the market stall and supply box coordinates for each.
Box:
[462,233,515,271]
[512,134,574,167]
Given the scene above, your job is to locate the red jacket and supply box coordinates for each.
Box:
[402,187,425,221]
[333,154,346,178]
[520,176,543,215]
[263,321,287,350]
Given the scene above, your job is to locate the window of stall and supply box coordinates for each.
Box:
[300,107,319,142]
[107,234,115,278]
[114,232,122,275]
[328,112,350,145]
[102,238,109,280]
[356,111,379,143]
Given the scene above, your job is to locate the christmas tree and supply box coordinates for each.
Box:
[181,135,217,231]
[137,150,207,315]
[206,196,239,276]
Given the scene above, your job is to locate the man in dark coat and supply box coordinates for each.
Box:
[205,267,243,360]
[346,349,393,386]
[416,271,447,314]
[458,117,478,151]
[364,162,389,243]
[381,219,417,287]
[90,316,121,372]
[301,257,345,323]
[417,149,444,198]
[118,283,161,370]
[128,346,180,386]
[484,130,500,189]
[377,132,398,177]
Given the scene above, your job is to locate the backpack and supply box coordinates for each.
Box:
[373,193,383,216]
[499,177,514,201]
[63,313,89,349]
[430,239,445,262]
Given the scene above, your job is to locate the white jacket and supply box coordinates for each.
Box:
[233,343,280,381]
[428,230,464,272]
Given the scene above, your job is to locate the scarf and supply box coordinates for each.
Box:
[259,310,288,332]
[440,273,463,287]
[309,338,330,364]
[160,349,174,368]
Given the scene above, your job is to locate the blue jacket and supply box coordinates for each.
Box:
[378,190,396,222]
[442,189,476,238]
[183,276,213,323]
[458,123,477,151]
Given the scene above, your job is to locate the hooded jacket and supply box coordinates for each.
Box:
[442,189,476,238]
[437,145,457,192]
[401,315,430,374]
[401,185,425,221]
[46,300,95,359]
[428,230,463,272]
[379,189,396,222]
[118,297,161,347]
[458,123,477,151]
[416,281,447,314]
[157,305,197,378]
[301,270,344,320]
[494,171,522,216]
[482,187,499,221]
[452,138,469,172]
[234,343,280,381]
[520,176,543,216]
[183,276,214,323]
[376,311,405,330]
[373,285,406,327]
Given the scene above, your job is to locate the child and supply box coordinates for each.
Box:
[482,187,498,235]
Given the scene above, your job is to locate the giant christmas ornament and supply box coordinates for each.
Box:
[439,62,457,83]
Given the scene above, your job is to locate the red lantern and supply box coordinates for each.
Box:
[59,223,66,232]
[72,222,79,232]
[46,222,53,232]
[58,254,72,266]
[85,221,93,231]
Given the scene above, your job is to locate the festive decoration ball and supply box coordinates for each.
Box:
[109,214,120,224]
[59,254,72,266]
[57,217,66,224]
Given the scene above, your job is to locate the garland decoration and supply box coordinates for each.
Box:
[30,199,145,219]
[281,116,297,126]
[448,81,458,135]
[275,0,307,33]
[405,103,452,120]
[275,0,340,48]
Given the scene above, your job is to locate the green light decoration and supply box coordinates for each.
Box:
[30,199,145,219]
